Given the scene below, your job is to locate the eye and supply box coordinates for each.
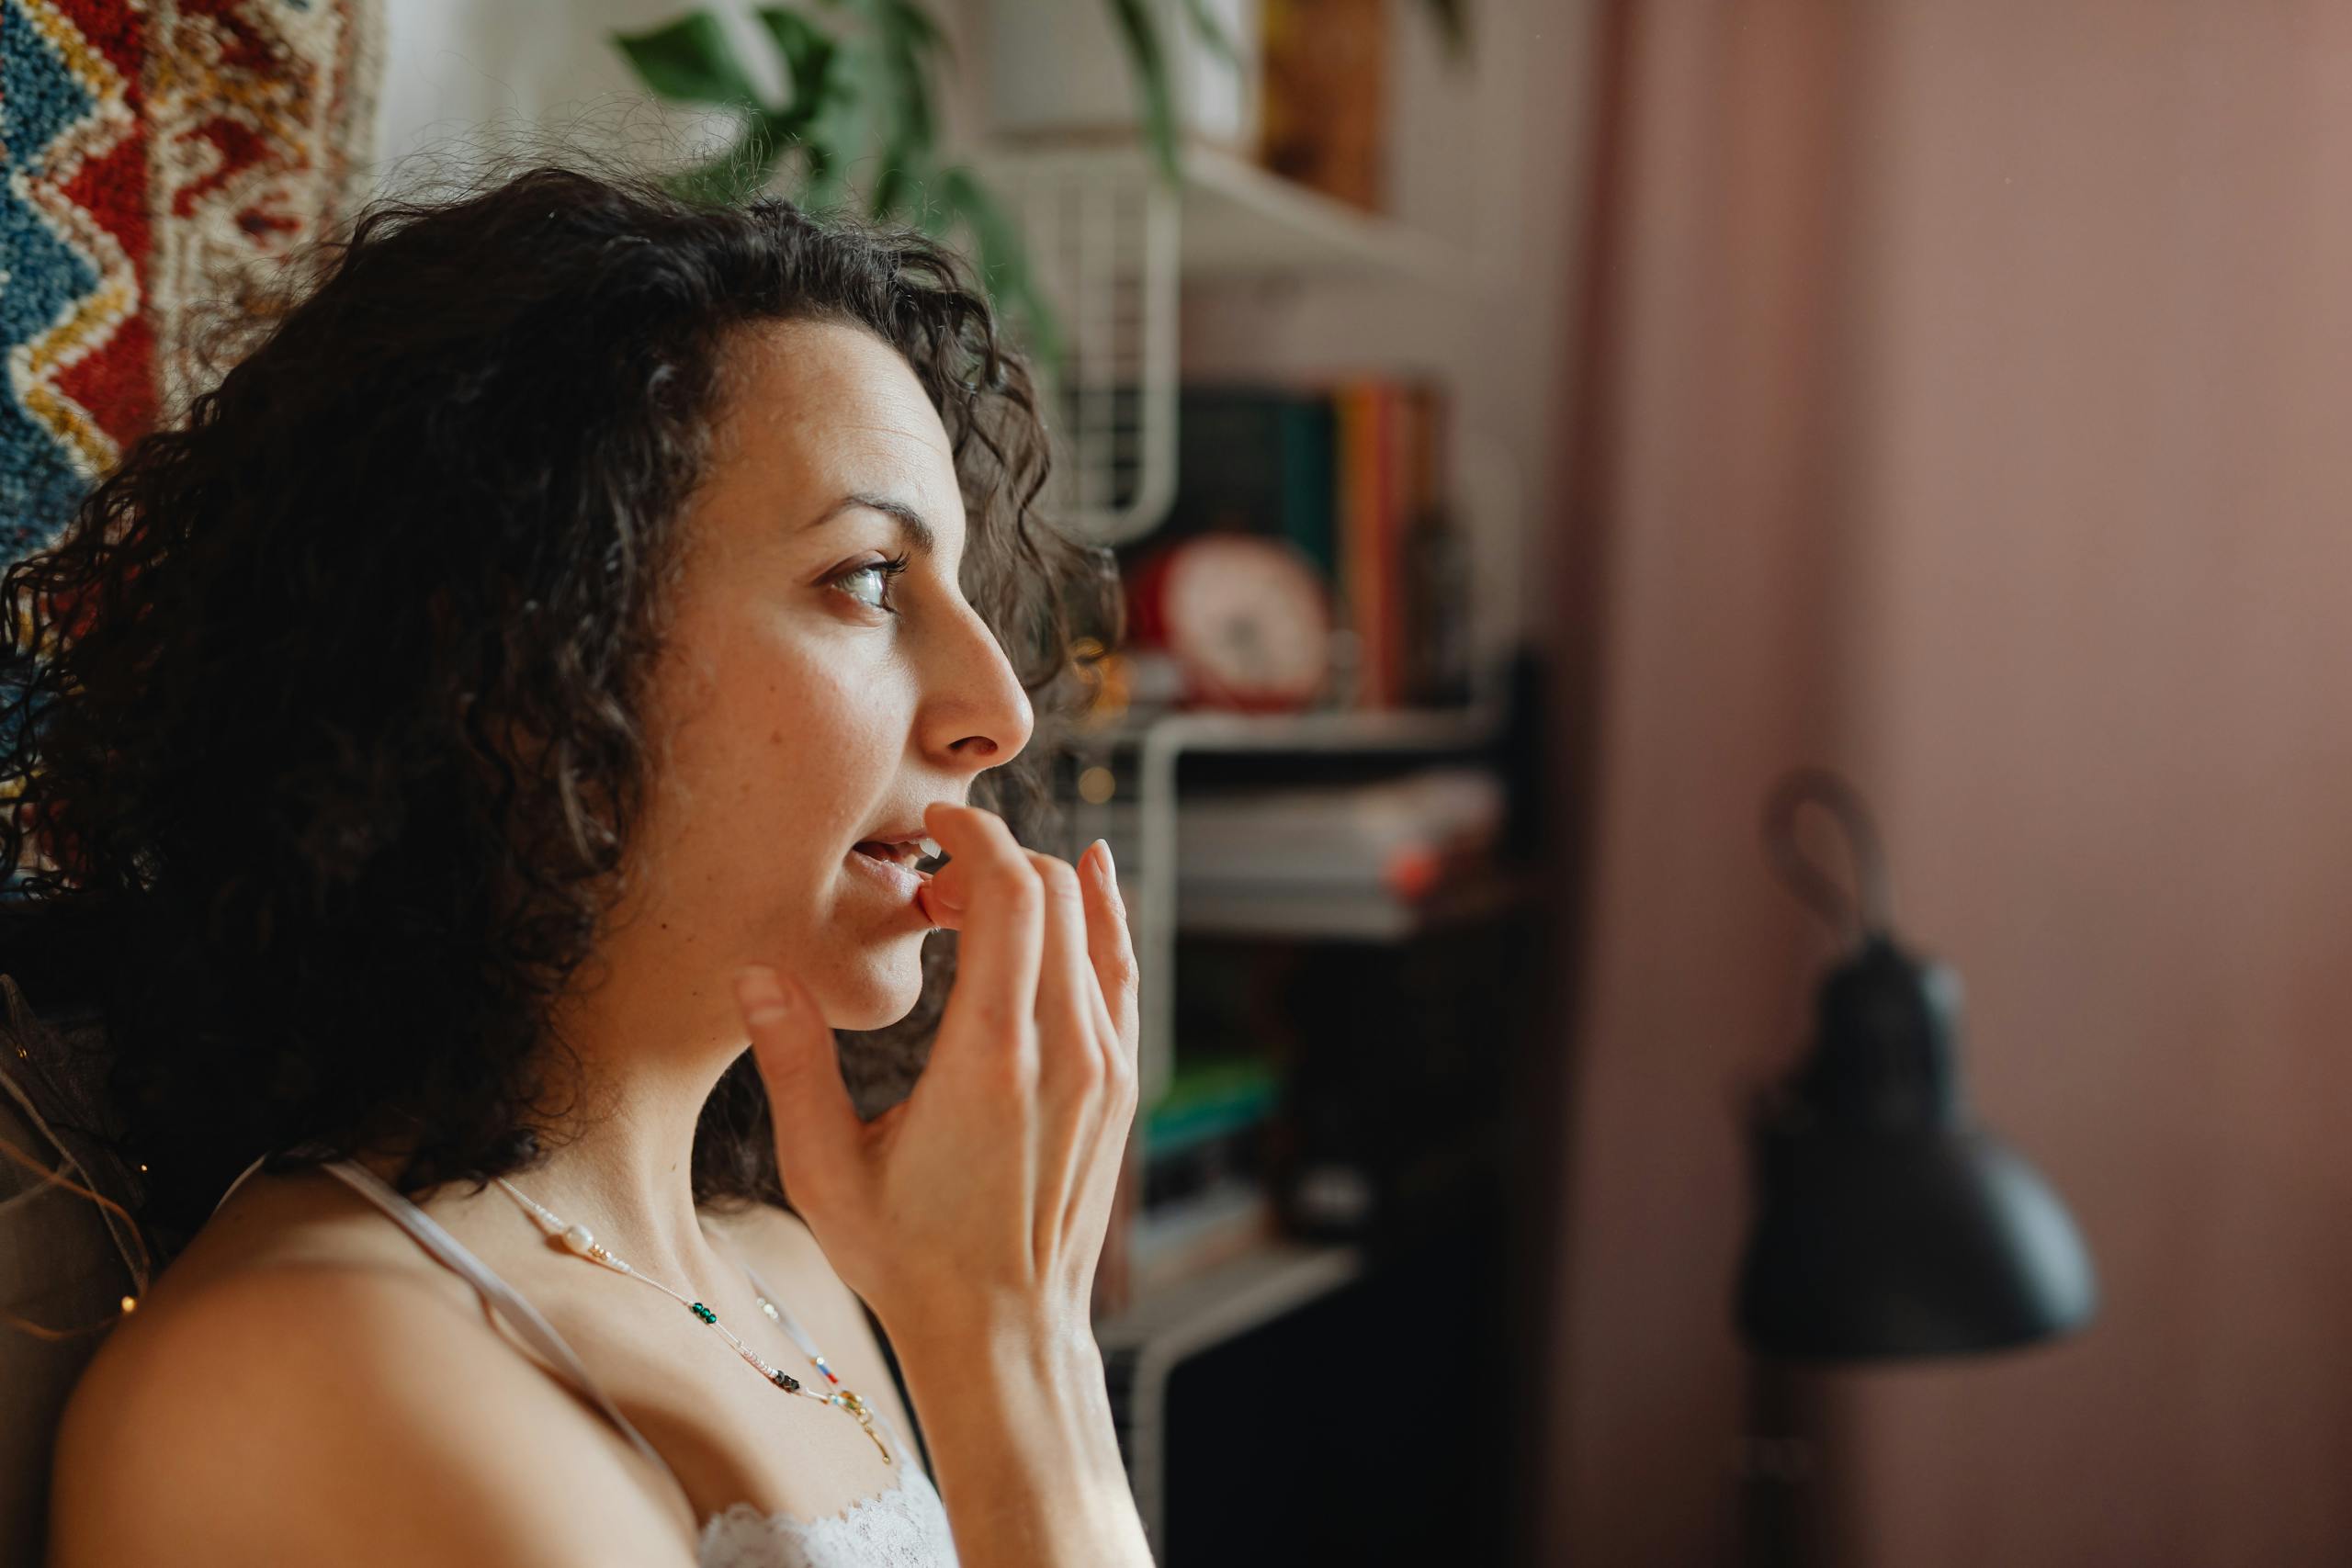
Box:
[827,552,911,614]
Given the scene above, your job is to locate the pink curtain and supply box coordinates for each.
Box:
[1541,2,2352,1563]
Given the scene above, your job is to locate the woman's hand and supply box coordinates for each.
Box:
[733,801,1140,1349]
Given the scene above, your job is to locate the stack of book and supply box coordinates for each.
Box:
[1173,765,1507,937]
[1134,1054,1283,1293]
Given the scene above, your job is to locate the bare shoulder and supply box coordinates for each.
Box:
[48,1258,695,1568]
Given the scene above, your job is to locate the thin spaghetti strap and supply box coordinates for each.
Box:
[211,1151,273,1218]
[312,1158,692,1504]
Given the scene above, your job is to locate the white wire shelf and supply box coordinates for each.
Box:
[1176,143,1470,285]
[1173,868,1536,942]
[975,137,1470,288]
[1070,700,1508,756]
[1095,1233,1364,1357]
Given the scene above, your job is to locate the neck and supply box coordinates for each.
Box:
[499,1092,719,1285]
[526,957,764,1281]
[357,956,761,1288]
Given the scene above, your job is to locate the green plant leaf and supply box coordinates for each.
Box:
[879,0,951,62]
[1103,0,1182,185]
[868,158,912,223]
[664,117,788,206]
[797,134,848,213]
[879,17,939,153]
[801,67,869,209]
[612,11,767,109]
[936,164,1018,278]
[939,164,1063,370]
[753,6,844,119]
[815,0,947,153]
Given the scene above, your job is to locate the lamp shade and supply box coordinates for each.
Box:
[1736,934,2099,1360]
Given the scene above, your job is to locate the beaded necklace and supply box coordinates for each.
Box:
[493,1178,890,1463]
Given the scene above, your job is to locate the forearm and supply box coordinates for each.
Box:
[889,1314,1155,1568]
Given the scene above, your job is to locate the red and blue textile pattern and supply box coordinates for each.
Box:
[3,0,380,562]
[2,0,380,884]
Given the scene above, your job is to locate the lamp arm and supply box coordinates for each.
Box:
[1763,767,1894,947]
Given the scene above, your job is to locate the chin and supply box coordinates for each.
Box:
[820,931,932,1031]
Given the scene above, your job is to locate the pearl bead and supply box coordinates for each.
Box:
[561,1224,595,1255]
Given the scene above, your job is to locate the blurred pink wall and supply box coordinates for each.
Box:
[1542,2,2352,1563]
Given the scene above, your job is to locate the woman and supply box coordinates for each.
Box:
[4,162,1152,1567]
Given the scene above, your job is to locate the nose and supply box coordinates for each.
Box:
[921,599,1035,774]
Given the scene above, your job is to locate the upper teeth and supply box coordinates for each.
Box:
[868,836,940,863]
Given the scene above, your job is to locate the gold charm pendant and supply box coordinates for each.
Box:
[831,1390,891,1462]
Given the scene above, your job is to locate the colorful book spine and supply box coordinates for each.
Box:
[1335,381,1385,705]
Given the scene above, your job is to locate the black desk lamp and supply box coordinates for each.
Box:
[1733,771,2099,1565]
[1736,769,2098,1359]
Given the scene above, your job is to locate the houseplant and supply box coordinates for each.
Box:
[612,0,1468,363]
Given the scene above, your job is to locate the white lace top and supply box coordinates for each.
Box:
[212,1155,961,1568]
[696,1462,957,1568]
[696,1461,958,1568]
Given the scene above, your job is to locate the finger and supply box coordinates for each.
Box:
[736,965,860,1214]
[914,869,957,931]
[918,804,1018,929]
[1069,843,1125,1084]
[1024,849,1110,1276]
[1055,844,1135,1272]
[1079,839,1141,1075]
[923,803,1046,1077]
[1026,849,1105,1095]
[917,859,966,931]
[1065,840,1138,1256]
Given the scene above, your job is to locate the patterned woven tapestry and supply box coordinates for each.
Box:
[3,0,380,891]
[2,0,382,563]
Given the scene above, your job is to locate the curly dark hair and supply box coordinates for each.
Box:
[0,159,1114,1263]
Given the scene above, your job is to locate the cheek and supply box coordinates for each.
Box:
[636,602,919,959]
[689,639,909,875]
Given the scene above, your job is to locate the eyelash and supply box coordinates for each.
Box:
[828,552,912,613]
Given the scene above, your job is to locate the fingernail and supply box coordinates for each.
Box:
[929,871,967,911]
[734,966,788,1019]
[1093,838,1115,881]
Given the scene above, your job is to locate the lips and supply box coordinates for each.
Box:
[850,833,942,872]
[844,832,937,909]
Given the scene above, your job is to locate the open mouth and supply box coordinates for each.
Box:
[851,835,943,874]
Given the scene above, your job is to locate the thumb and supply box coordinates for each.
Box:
[734,965,862,1213]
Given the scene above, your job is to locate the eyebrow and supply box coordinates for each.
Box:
[802,491,938,558]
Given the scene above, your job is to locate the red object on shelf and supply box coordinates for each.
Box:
[1382,845,1443,901]
[1124,534,1334,713]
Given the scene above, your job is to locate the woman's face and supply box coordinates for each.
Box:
[618,317,1033,1032]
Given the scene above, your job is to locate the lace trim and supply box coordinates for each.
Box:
[696,1461,959,1568]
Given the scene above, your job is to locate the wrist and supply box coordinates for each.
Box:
[885,1295,1104,1380]
[888,1302,1113,1446]
[884,1299,1151,1565]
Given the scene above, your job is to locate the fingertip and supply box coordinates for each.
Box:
[925,862,968,912]
[735,964,792,1021]
[916,874,961,930]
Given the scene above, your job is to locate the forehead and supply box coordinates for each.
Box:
[700,317,963,547]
